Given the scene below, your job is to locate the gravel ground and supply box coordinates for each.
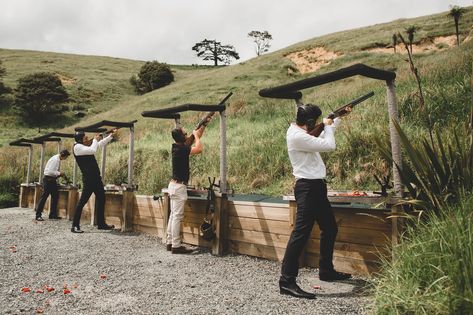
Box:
[1,207,372,314]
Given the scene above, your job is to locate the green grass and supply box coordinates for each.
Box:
[371,196,473,314]
[1,6,472,196]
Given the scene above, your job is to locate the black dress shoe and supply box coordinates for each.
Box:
[97,224,115,230]
[35,216,45,221]
[171,246,194,254]
[49,216,62,220]
[166,244,172,251]
[71,226,84,233]
[319,270,352,281]
[279,281,316,299]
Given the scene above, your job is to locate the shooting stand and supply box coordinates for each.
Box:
[141,93,232,255]
[259,63,404,250]
[9,139,36,208]
[75,120,137,231]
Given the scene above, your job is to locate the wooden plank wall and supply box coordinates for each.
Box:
[305,206,391,275]
[228,200,291,262]
[132,195,165,237]
[226,200,392,275]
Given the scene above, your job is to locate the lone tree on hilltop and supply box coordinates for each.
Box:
[192,39,240,66]
[248,30,273,56]
[448,5,466,46]
[130,61,174,95]
[14,72,69,130]
[0,60,13,109]
[405,26,417,54]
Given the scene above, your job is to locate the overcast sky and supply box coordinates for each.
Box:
[1,0,472,65]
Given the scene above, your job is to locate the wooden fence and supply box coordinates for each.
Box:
[19,186,395,275]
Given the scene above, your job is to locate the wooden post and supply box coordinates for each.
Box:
[19,185,28,208]
[219,110,227,193]
[386,80,404,250]
[121,190,134,232]
[67,188,78,220]
[127,126,134,189]
[212,193,229,255]
[26,146,33,184]
[162,192,170,243]
[33,184,42,210]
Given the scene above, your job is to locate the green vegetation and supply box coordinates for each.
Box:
[13,72,69,129]
[0,6,472,198]
[371,196,473,314]
[130,61,174,94]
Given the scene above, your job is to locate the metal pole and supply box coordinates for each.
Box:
[27,146,33,184]
[128,126,135,189]
[101,144,107,183]
[39,143,45,182]
[57,141,61,154]
[386,80,403,196]
[219,110,227,194]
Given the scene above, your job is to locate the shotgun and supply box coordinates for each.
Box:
[184,92,233,145]
[308,91,374,137]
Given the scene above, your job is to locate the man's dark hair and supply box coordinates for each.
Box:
[296,104,322,127]
[60,149,70,157]
[171,128,186,143]
[74,131,85,143]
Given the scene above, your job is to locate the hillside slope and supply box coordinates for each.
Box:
[1,7,472,197]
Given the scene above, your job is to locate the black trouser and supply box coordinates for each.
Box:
[35,177,59,218]
[281,179,338,282]
[72,177,106,228]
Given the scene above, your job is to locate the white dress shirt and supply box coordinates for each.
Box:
[74,135,113,156]
[43,154,61,177]
[286,118,340,180]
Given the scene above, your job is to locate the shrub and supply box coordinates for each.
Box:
[13,72,69,127]
[130,61,174,94]
[371,197,473,314]
[0,174,19,208]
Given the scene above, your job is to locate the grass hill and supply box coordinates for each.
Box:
[1,7,472,199]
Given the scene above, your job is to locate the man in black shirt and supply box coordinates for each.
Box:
[166,127,203,254]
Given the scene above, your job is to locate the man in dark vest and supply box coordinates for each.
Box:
[71,130,117,233]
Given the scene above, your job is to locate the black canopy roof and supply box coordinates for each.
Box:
[259,63,396,100]
[9,139,33,147]
[75,120,137,132]
[142,104,226,119]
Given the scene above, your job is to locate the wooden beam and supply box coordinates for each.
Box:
[212,194,229,255]
[121,190,134,232]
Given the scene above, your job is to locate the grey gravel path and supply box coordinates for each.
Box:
[1,207,372,314]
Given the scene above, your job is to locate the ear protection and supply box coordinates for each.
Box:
[296,104,322,131]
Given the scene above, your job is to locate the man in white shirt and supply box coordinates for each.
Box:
[279,104,351,300]
[35,149,70,221]
[71,130,116,233]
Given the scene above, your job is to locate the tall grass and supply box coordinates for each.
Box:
[371,196,473,314]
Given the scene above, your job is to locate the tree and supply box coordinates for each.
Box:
[192,39,240,66]
[406,25,417,54]
[448,5,466,46]
[14,72,69,129]
[130,61,174,94]
[248,30,273,56]
[0,60,13,109]
[405,26,417,54]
